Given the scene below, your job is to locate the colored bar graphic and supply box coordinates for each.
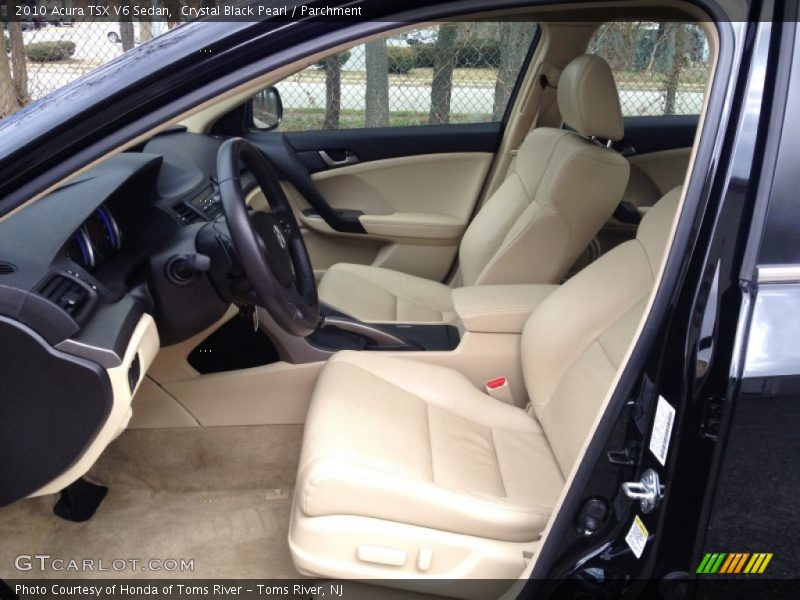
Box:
[719,554,735,574]
[758,553,773,573]
[696,553,714,574]
[733,553,750,573]
[711,553,726,573]
[744,554,760,574]
[699,552,773,575]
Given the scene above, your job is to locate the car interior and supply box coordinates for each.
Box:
[0,2,718,594]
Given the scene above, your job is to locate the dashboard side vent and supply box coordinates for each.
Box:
[39,274,90,317]
[173,201,201,224]
[0,261,16,274]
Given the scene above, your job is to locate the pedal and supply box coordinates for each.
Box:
[53,478,108,522]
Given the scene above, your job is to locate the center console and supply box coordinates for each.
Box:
[308,307,461,352]
[258,284,559,368]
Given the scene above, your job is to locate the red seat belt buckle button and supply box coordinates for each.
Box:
[486,376,507,390]
[484,376,513,403]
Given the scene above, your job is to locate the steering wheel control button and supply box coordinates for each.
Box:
[272,223,287,249]
[251,212,294,288]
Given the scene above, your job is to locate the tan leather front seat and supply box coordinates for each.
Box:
[289,187,682,581]
[318,54,630,323]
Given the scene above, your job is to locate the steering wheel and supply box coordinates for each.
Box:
[216,138,319,337]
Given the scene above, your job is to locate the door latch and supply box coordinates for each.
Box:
[622,468,664,514]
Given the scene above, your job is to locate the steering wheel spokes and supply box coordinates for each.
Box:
[217,138,319,336]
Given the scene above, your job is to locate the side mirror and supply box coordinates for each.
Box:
[250,87,283,131]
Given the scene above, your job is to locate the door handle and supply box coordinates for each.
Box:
[319,150,359,168]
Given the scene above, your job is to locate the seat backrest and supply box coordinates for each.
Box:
[458,54,629,287]
[521,187,682,475]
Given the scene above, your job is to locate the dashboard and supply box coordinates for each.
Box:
[0,128,253,506]
[0,130,251,355]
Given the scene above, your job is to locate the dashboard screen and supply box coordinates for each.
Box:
[65,206,123,270]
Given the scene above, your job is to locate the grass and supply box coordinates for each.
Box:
[286,65,708,92]
[613,68,709,92]
[281,107,492,131]
[287,67,500,88]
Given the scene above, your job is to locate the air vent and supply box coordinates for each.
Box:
[172,202,201,224]
[39,274,90,316]
[0,261,16,274]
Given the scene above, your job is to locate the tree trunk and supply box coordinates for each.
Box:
[646,23,676,74]
[139,20,154,43]
[165,0,181,28]
[322,55,341,130]
[0,36,19,117]
[429,24,457,125]
[365,40,389,127]
[492,23,533,121]
[120,21,135,52]
[7,19,28,106]
[664,25,686,115]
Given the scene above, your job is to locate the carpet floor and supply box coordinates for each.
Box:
[0,425,305,579]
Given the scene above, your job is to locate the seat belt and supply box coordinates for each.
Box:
[534,67,563,128]
[506,64,563,176]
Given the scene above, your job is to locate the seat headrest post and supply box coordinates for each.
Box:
[557,54,624,142]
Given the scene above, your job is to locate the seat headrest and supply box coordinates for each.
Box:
[557,54,624,142]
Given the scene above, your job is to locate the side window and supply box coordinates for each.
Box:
[588,22,711,116]
[274,22,538,131]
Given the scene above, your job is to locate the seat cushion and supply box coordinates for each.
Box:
[318,263,455,323]
[296,351,565,542]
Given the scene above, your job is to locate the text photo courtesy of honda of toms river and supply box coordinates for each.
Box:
[0,1,798,599]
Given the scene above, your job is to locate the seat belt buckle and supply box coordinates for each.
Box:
[485,376,513,403]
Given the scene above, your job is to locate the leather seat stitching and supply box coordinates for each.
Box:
[490,429,509,498]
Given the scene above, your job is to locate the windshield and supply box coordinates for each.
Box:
[1,19,172,119]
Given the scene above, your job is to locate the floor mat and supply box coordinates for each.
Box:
[0,425,304,579]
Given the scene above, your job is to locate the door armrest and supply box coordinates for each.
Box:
[359,212,466,241]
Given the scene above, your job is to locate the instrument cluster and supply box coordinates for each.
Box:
[65,205,124,270]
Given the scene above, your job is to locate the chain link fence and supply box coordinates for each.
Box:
[2,20,710,125]
[275,22,538,131]
[589,22,711,116]
[1,20,170,118]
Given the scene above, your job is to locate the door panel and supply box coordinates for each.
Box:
[619,115,699,155]
[282,152,493,281]
[311,152,492,222]
[617,115,698,207]
[625,147,693,207]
